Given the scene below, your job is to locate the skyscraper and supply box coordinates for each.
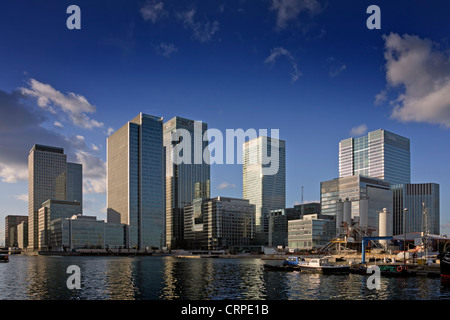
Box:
[392,183,440,235]
[243,136,286,245]
[107,113,165,249]
[163,116,210,249]
[67,162,83,205]
[339,129,410,185]
[28,144,82,250]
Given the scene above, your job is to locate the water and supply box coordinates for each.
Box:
[1,255,450,300]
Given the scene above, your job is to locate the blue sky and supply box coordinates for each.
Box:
[1,0,450,244]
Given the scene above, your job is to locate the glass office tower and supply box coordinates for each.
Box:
[28,144,82,250]
[243,136,286,245]
[392,183,440,235]
[339,129,410,185]
[163,116,210,249]
[66,162,83,204]
[107,113,165,249]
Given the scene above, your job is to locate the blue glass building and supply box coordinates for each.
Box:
[163,117,210,249]
[107,113,165,249]
[339,129,410,185]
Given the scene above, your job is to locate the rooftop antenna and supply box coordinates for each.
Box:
[301,186,304,204]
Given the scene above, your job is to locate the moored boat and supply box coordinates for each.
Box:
[282,256,305,267]
[378,264,413,277]
[263,256,305,271]
[298,257,350,274]
[440,250,450,280]
[0,254,9,262]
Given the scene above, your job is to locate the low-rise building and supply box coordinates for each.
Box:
[184,197,255,250]
[288,214,335,251]
[50,215,126,251]
[38,199,82,250]
[5,215,28,248]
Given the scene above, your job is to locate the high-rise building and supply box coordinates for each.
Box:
[163,116,210,249]
[392,183,440,236]
[107,113,165,249]
[4,215,28,248]
[339,129,410,185]
[243,136,286,245]
[67,162,83,204]
[184,197,255,250]
[28,144,82,250]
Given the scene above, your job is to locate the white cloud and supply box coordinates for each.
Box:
[75,150,106,194]
[140,0,167,23]
[379,33,450,128]
[265,47,301,82]
[327,57,346,78]
[217,182,236,190]
[20,78,104,129]
[54,121,64,128]
[270,0,322,30]
[14,194,28,202]
[91,144,99,151]
[106,127,115,136]
[350,124,368,137]
[178,8,220,42]
[0,163,27,183]
[374,90,387,106]
[156,42,178,57]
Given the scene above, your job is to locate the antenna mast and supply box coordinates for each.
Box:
[301,186,304,204]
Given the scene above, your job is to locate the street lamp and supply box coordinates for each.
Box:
[403,208,408,264]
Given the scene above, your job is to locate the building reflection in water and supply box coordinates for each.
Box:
[87,257,137,300]
[4,255,450,300]
[23,256,139,300]
[160,257,268,300]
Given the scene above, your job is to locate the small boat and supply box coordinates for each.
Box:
[379,265,413,277]
[440,250,450,280]
[263,256,305,271]
[298,257,350,274]
[350,264,413,277]
[282,256,305,267]
[0,254,9,262]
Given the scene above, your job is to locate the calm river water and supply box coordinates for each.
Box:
[1,255,450,300]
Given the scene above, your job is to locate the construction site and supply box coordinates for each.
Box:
[317,198,449,267]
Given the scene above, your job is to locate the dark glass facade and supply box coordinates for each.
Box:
[107,113,165,249]
[392,183,440,235]
[164,117,210,249]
